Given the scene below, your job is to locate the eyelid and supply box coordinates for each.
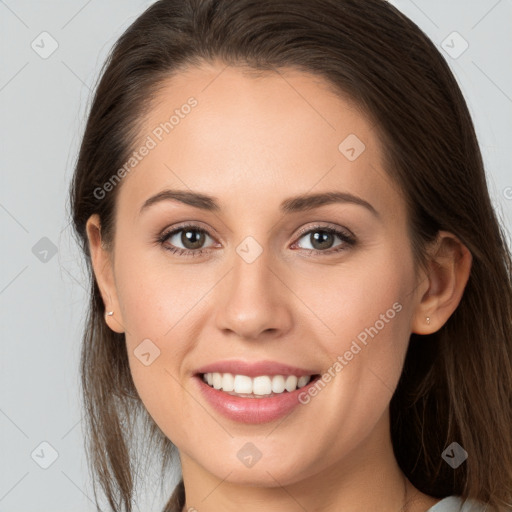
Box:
[293,222,355,241]
[160,221,219,241]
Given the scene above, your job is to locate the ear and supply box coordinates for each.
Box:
[85,214,125,334]
[411,231,472,335]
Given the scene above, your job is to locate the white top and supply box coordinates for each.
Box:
[426,496,490,511]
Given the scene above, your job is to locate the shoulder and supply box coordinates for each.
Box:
[426,496,502,512]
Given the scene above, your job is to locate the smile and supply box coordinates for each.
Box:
[201,372,315,398]
[195,372,321,424]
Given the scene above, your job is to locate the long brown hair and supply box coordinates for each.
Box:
[69,0,512,510]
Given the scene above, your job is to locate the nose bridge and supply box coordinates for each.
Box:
[233,236,273,298]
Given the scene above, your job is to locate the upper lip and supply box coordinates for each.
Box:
[194,359,320,378]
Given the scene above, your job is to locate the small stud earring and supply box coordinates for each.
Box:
[426,316,431,325]
[105,311,114,317]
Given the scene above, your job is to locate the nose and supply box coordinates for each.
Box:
[214,245,293,341]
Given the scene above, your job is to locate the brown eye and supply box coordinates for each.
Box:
[179,228,207,250]
[159,224,215,255]
[308,230,336,250]
[294,226,356,254]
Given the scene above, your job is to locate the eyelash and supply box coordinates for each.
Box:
[156,223,356,258]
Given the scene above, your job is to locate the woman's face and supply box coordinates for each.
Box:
[95,63,428,487]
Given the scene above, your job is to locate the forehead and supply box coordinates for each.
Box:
[117,63,400,220]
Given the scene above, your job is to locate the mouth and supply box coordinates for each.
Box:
[193,370,322,424]
[192,359,323,423]
[196,372,322,398]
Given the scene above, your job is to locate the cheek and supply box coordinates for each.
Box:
[113,249,219,432]
[312,250,415,399]
[304,251,413,348]
[113,241,211,339]
[293,259,414,458]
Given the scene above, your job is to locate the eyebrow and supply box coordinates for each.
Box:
[139,189,378,217]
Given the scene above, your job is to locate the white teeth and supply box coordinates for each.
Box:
[252,376,272,395]
[297,375,310,388]
[212,372,223,389]
[234,375,253,394]
[202,372,313,396]
[222,372,234,392]
[285,375,298,392]
[271,375,286,393]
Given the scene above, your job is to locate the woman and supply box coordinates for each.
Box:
[69,0,512,510]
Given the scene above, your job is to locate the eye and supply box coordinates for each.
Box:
[157,224,217,257]
[292,225,356,254]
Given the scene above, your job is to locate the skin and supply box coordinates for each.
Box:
[86,62,472,512]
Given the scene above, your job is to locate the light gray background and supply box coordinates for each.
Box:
[1,1,511,511]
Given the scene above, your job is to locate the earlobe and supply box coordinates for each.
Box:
[85,214,126,334]
[411,231,472,335]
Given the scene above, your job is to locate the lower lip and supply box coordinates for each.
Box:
[194,374,320,424]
